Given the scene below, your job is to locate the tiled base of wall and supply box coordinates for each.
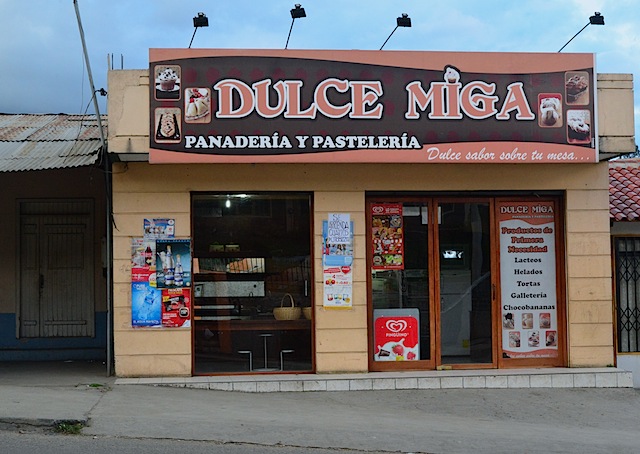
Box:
[116,367,634,392]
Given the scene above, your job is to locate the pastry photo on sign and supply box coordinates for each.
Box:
[184,87,211,123]
[154,65,181,100]
[537,93,563,128]
[154,107,181,144]
[564,71,589,105]
[566,109,591,144]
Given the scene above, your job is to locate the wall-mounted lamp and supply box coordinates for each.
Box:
[558,12,604,52]
[189,12,209,48]
[380,13,412,50]
[285,4,306,49]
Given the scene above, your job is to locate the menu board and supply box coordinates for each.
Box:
[498,201,558,359]
[371,203,404,270]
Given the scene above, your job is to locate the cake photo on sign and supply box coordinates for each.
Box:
[566,109,591,144]
[565,71,589,105]
[184,88,211,123]
[154,65,181,100]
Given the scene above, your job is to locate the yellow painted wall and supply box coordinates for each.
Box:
[107,68,635,376]
[112,161,612,375]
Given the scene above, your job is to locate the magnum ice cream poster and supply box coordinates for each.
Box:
[150,49,596,164]
[498,201,558,359]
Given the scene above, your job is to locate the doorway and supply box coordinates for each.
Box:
[191,193,313,374]
[18,200,95,338]
[368,195,565,371]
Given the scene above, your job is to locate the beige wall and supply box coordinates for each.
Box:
[112,161,612,375]
[107,68,635,376]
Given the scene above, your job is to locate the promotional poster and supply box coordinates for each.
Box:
[371,203,404,270]
[498,200,558,359]
[161,287,191,328]
[131,281,162,327]
[156,239,192,288]
[374,309,420,361]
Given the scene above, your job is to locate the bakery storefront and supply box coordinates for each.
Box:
[108,49,634,377]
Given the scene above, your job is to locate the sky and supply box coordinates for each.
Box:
[0,0,638,143]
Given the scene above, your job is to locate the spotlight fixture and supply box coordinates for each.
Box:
[380,13,412,50]
[285,4,307,49]
[290,4,306,19]
[558,12,604,52]
[189,12,209,48]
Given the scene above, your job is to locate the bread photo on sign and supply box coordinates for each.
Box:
[566,109,591,143]
[538,95,562,128]
[565,72,589,105]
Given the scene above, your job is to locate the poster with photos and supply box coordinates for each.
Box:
[155,239,192,289]
[371,203,404,270]
[161,287,191,328]
[498,200,558,359]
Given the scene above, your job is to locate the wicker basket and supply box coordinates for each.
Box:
[303,307,312,320]
[273,294,302,320]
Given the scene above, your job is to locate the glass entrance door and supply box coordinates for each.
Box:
[437,201,492,365]
[369,198,494,371]
[370,201,433,368]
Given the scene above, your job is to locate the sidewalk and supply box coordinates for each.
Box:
[1,361,639,453]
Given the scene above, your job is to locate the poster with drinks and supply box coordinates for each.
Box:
[371,203,404,270]
[498,201,558,359]
[373,309,420,361]
[131,281,161,327]
[156,239,191,288]
[131,238,156,284]
[161,287,191,328]
[131,238,161,327]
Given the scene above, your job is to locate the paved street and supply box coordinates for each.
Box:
[1,362,639,453]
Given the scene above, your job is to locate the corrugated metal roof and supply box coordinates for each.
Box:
[0,114,106,172]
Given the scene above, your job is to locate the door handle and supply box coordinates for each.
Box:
[39,274,44,298]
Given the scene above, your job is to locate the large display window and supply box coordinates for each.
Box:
[191,193,313,374]
[368,195,565,371]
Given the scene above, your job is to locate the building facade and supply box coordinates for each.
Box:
[107,49,635,377]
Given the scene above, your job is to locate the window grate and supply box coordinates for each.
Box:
[615,238,640,352]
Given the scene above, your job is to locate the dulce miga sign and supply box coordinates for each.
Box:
[149,49,596,164]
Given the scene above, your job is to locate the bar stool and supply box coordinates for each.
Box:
[280,349,295,371]
[237,350,253,371]
[254,333,278,371]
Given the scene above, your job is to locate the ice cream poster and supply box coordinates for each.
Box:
[144,218,175,240]
[323,265,353,309]
[161,288,191,328]
[131,281,161,327]
[374,309,420,361]
[156,239,191,289]
[498,200,558,359]
[371,203,404,270]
